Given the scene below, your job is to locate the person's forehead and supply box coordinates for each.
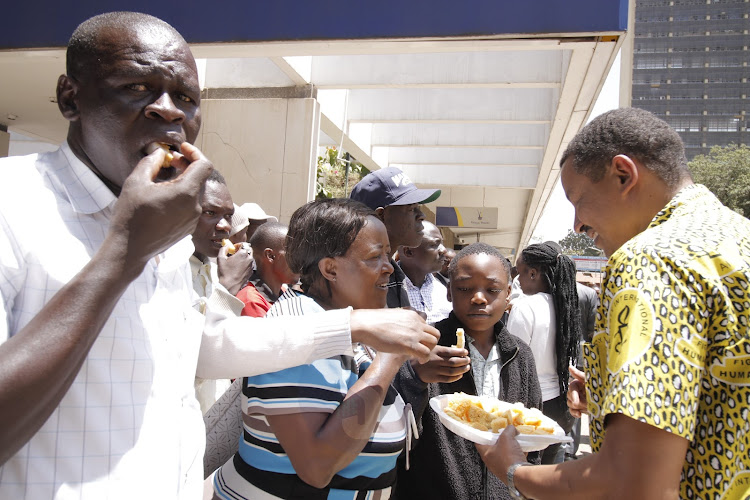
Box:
[95,26,196,75]
[351,221,386,250]
[560,158,592,199]
[202,182,233,209]
[454,257,507,283]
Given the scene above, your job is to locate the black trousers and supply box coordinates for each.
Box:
[541,395,576,464]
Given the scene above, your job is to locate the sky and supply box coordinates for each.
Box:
[531,51,622,244]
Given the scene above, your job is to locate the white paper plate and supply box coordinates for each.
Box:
[429,394,573,452]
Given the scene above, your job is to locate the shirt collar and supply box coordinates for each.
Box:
[249,270,279,302]
[647,183,708,231]
[57,142,118,215]
[400,266,434,290]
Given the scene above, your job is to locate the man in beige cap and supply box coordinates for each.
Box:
[240,202,278,240]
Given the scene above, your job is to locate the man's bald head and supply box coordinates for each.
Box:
[67,11,185,82]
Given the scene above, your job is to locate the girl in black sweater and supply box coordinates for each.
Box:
[394,243,542,500]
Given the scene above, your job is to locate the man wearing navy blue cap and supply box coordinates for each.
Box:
[351,167,441,308]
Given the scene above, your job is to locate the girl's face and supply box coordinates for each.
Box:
[449,253,511,335]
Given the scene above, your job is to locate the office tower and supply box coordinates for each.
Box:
[631,0,749,159]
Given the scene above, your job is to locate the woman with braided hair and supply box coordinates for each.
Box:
[507,242,581,464]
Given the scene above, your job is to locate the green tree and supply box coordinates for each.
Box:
[558,229,599,256]
[689,144,750,218]
[316,147,370,200]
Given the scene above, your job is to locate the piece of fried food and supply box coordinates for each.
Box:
[221,238,237,255]
[453,328,465,349]
[158,143,174,168]
[443,393,554,435]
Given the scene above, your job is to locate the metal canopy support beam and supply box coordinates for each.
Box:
[517,38,623,253]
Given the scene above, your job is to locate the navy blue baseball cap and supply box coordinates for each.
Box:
[350,167,441,209]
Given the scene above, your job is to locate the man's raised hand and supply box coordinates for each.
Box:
[105,142,213,275]
[350,308,439,364]
[217,244,254,296]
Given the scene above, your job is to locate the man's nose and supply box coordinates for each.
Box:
[471,292,487,304]
[573,213,585,234]
[216,217,232,232]
[145,92,186,123]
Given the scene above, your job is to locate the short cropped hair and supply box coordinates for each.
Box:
[200,169,227,200]
[67,11,183,81]
[249,221,287,251]
[560,108,691,188]
[286,199,376,293]
[448,242,510,280]
[206,169,226,185]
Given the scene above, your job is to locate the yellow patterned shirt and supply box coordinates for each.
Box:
[583,184,750,500]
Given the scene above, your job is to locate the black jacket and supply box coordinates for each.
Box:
[394,313,543,500]
[386,259,410,309]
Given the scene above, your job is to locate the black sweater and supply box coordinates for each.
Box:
[394,313,543,500]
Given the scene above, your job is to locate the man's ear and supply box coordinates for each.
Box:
[446,285,452,302]
[57,74,80,121]
[401,245,415,259]
[263,248,274,262]
[374,207,386,222]
[610,154,639,196]
[318,257,337,282]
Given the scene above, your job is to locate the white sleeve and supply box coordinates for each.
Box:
[507,298,534,345]
[0,210,24,343]
[197,303,354,379]
[205,282,245,317]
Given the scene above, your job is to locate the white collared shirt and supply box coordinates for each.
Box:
[401,271,452,324]
[466,335,502,398]
[0,144,206,499]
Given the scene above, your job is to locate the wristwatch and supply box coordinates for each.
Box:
[507,461,530,499]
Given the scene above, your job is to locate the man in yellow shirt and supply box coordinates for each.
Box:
[476,108,750,500]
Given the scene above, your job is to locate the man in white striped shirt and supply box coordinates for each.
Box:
[0,12,438,500]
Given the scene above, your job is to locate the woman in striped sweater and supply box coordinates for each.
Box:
[213,198,411,500]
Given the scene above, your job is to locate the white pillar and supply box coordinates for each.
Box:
[196,95,320,223]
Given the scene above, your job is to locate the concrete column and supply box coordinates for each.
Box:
[0,129,9,157]
[196,92,320,224]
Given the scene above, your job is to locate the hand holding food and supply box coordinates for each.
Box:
[144,142,176,168]
[221,238,237,255]
[443,393,554,435]
[411,345,470,384]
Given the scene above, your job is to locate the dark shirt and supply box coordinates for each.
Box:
[386,258,411,309]
[576,282,598,343]
[236,270,280,318]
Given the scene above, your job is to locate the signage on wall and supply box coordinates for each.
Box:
[435,206,498,229]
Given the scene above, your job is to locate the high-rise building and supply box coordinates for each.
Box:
[631,0,749,159]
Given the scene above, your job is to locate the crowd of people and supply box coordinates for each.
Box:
[0,10,748,500]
